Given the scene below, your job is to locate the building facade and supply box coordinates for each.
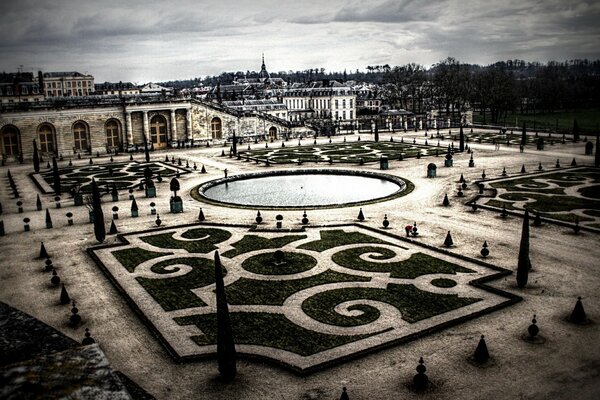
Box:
[42,72,95,97]
[0,96,295,162]
[282,80,356,123]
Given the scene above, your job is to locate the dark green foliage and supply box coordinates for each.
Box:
[302,284,480,327]
[431,278,457,288]
[222,235,306,258]
[331,248,473,278]
[573,119,580,142]
[131,198,138,212]
[298,229,389,252]
[516,210,531,288]
[112,247,173,273]
[241,251,317,275]
[52,157,61,195]
[214,251,236,381]
[225,270,368,306]
[521,122,527,146]
[137,256,220,310]
[140,228,231,253]
[170,177,180,195]
[176,312,374,357]
[36,194,42,211]
[459,125,465,151]
[198,208,205,221]
[91,179,105,243]
[33,140,40,173]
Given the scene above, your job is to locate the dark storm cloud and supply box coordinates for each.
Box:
[333,0,443,23]
[0,0,599,82]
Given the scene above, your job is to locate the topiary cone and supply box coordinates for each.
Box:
[444,231,454,247]
[473,335,490,363]
[198,208,205,222]
[109,220,118,234]
[60,284,71,305]
[442,193,450,207]
[357,208,365,221]
[569,297,587,324]
[39,242,49,259]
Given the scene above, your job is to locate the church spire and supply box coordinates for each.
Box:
[259,53,269,79]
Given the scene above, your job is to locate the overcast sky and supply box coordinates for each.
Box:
[1,0,599,83]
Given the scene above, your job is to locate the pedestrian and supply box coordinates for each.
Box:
[405,225,412,237]
[224,168,228,178]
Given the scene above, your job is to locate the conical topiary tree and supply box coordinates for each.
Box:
[52,156,61,195]
[442,193,450,207]
[91,179,106,243]
[516,209,531,288]
[473,335,490,363]
[33,140,40,173]
[214,251,236,381]
[444,231,453,247]
[357,208,365,221]
[45,208,53,229]
[569,296,587,324]
[39,242,49,259]
[109,220,118,234]
[60,284,71,305]
[459,125,465,152]
[36,194,42,211]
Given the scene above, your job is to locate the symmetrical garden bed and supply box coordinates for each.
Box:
[477,167,600,229]
[241,141,438,164]
[90,224,518,373]
[34,161,186,194]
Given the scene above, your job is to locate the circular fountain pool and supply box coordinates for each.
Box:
[195,170,412,209]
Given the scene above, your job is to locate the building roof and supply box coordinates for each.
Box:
[43,72,92,78]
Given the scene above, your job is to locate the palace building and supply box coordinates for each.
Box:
[0,94,298,163]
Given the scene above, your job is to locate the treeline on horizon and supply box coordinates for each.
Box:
[159,58,600,125]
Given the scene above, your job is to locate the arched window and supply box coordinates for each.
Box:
[1,125,20,156]
[38,124,55,154]
[105,120,120,148]
[73,121,89,151]
[211,117,222,139]
[150,115,168,149]
[268,126,278,141]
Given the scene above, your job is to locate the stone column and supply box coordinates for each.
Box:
[126,111,133,146]
[186,108,192,140]
[170,109,178,142]
[143,111,150,141]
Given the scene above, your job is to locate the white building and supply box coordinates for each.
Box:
[282,80,356,123]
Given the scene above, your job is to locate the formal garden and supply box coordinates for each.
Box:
[33,160,188,195]
[477,167,600,229]
[90,224,517,373]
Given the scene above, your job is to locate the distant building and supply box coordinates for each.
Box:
[94,82,140,96]
[139,83,173,94]
[222,99,288,121]
[0,72,44,104]
[282,80,356,123]
[42,71,95,97]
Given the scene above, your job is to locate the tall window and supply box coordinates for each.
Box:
[1,125,20,156]
[211,117,222,139]
[38,124,55,154]
[106,120,120,148]
[73,122,89,151]
[150,115,168,147]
